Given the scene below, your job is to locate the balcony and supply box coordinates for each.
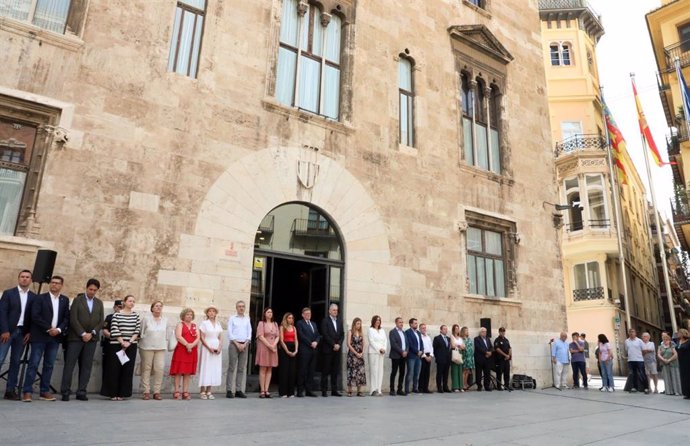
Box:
[292,219,338,238]
[555,134,606,157]
[573,286,604,301]
[664,39,690,72]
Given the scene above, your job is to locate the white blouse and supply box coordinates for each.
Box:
[138,314,168,350]
[452,335,464,349]
[368,327,388,354]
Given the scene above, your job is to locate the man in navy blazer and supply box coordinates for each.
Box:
[21,275,69,402]
[388,317,407,395]
[319,303,344,397]
[296,307,320,397]
[474,327,494,391]
[405,318,423,394]
[433,325,452,393]
[0,270,36,400]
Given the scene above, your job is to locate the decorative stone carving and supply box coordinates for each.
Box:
[297,145,320,190]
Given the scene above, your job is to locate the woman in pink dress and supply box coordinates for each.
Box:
[256,307,279,398]
[169,308,199,400]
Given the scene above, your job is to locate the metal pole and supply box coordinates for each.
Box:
[631,73,678,334]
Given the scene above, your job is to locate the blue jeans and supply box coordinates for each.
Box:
[601,359,614,388]
[405,355,421,392]
[22,340,59,394]
[0,327,28,392]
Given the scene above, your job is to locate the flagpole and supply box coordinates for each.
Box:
[600,87,632,331]
[630,73,678,334]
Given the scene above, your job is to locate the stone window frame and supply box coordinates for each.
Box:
[0,94,62,238]
[265,0,355,125]
[398,52,415,148]
[462,0,491,17]
[464,210,518,300]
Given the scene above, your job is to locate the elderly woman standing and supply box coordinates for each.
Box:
[198,306,223,400]
[641,332,659,393]
[658,332,681,396]
[170,308,200,400]
[139,300,168,400]
[103,295,141,401]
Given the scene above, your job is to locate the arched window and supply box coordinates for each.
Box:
[399,57,414,147]
[461,74,500,174]
[276,0,342,120]
[550,42,572,66]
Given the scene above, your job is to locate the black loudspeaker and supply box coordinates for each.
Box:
[480,318,492,338]
[32,249,57,284]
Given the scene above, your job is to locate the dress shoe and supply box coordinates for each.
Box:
[4,391,19,401]
[39,392,56,401]
[331,391,342,397]
[321,391,328,397]
[397,389,406,396]
[443,388,451,393]
[22,393,32,402]
[296,392,305,398]
[496,387,504,391]
[306,391,318,397]
[389,391,396,396]
[61,394,70,402]
[76,394,88,401]
[235,391,247,399]
[226,391,235,398]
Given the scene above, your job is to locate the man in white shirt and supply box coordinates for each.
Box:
[551,331,570,390]
[624,329,648,394]
[418,323,434,394]
[226,300,251,399]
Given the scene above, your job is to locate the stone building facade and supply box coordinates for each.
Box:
[0,0,565,390]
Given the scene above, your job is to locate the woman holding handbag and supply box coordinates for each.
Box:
[450,324,465,392]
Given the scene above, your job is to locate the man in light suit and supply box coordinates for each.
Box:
[60,278,104,401]
[296,307,320,397]
[433,325,452,393]
[319,303,344,397]
[474,327,494,391]
[0,270,36,400]
[22,275,70,402]
[389,317,407,396]
[405,318,423,394]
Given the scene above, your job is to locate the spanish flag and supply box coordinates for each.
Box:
[603,101,629,185]
[632,78,664,166]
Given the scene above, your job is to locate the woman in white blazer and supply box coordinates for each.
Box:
[367,315,388,396]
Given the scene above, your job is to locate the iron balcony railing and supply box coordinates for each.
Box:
[292,219,338,238]
[573,286,604,301]
[664,39,690,72]
[555,134,606,157]
[565,219,611,232]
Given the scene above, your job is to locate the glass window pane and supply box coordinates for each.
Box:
[324,14,341,63]
[588,189,606,222]
[467,227,482,251]
[174,10,196,76]
[312,9,323,56]
[0,0,31,21]
[574,264,586,289]
[180,0,206,9]
[495,260,505,297]
[550,44,559,65]
[463,117,473,165]
[586,174,602,186]
[189,15,203,78]
[298,55,321,113]
[564,176,578,191]
[486,259,495,296]
[0,168,26,235]
[476,123,488,170]
[400,93,408,146]
[330,266,341,301]
[467,255,477,294]
[562,45,571,65]
[300,5,310,50]
[407,96,414,147]
[167,7,183,72]
[490,128,500,174]
[587,262,600,287]
[32,0,70,33]
[323,65,340,119]
[279,0,299,45]
[276,47,297,106]
[485,230,502,256]
[399,59,412,91]
[476,257,486,295]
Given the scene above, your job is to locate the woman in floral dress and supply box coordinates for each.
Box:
[461,326,475,391]
[346,317,366,396]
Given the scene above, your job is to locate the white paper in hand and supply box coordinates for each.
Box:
[116,349,130,365]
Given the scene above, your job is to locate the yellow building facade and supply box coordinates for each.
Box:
[540,0,663,374]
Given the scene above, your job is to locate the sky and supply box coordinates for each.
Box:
[589,0,673,219]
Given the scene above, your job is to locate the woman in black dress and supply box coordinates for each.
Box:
[677,328,690,399]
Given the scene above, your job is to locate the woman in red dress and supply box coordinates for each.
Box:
[170,308,199,400]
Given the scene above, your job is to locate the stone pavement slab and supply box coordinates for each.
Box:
[0,388,688,445]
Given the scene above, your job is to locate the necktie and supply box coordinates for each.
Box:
[309,321,314,333]
[444,336,448,347]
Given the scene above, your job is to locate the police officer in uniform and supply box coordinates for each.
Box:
[493,327,512,391]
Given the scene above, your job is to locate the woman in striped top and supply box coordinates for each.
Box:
[102,295,141,400]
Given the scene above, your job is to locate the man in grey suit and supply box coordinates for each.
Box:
[389,317,408,396]
[60,279,104,401]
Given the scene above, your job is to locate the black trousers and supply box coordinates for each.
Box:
[278,342,297,396]
[61,340,98,396]
[297,347,317,392]
[435,361,450,391]
[495,359,510,389]
[390,358,406,391]
[101,345,137,398]
[320,350,341,392]
[476,359,492,390]
[419,358,431,391]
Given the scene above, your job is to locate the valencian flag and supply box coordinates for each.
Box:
[603,101,629,185]
[632,78,664,166]
[675,59,690,133]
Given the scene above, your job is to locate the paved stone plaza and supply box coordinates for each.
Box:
[1,385,688,446]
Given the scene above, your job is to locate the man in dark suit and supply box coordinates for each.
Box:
[0,270,36,400]
[405,318,423,394]
[296,306,320,397]
[474,327,494,391]
[433,325,452,393]
[319,303,344,397]
[388,317,407,396]
[21,275,69,402]
[60,278,104,401]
